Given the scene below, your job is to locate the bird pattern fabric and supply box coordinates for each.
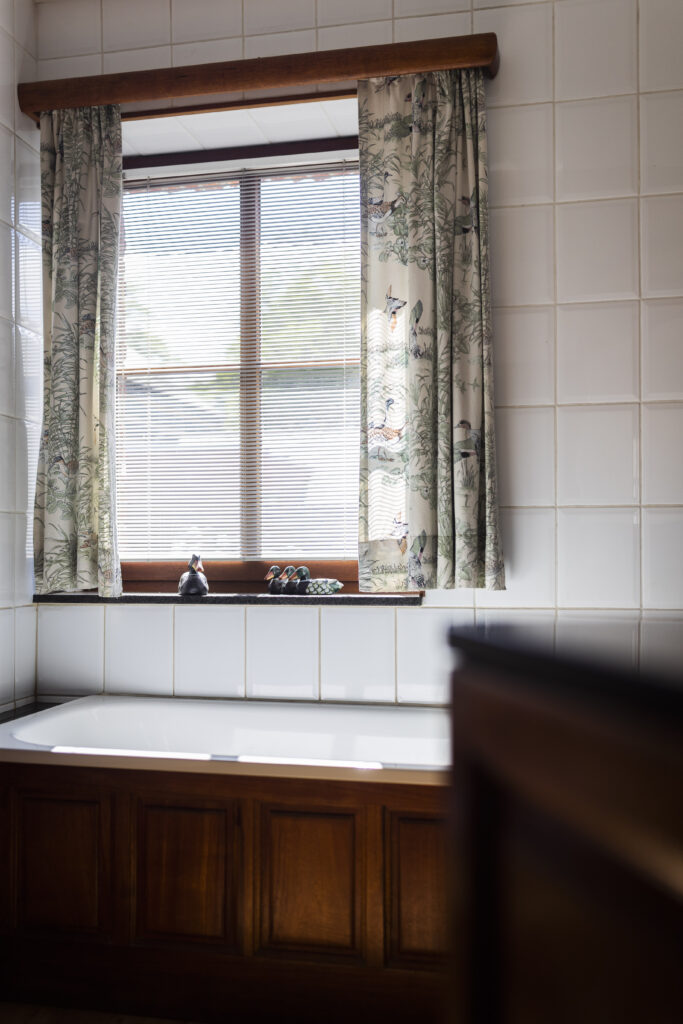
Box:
[358,70,505,592]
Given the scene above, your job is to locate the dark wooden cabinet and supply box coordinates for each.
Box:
[0,764,448,1023]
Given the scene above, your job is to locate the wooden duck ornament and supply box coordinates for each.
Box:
[178,554,209,596]
[263,566,343,596]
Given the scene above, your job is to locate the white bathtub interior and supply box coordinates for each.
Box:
[0,695,450,771]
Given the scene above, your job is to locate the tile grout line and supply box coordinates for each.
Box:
[551,0,559,615]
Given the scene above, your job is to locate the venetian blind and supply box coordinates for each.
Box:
[115,163,361,561]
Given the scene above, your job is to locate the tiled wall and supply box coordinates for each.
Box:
[0,0,40,716]
[22,0,683,703]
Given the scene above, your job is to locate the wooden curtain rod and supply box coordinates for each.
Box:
[18,33,499,124]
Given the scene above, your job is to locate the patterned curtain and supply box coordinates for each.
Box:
[35,106,123,597]
[358,70,505,592]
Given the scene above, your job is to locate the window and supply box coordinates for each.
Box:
[115,163,360,582]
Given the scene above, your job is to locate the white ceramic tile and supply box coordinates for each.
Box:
[496,406,555,507]
[0,513,14,606]
[318,0,392,25]
[14,512,33,604]
[557,200,639,303]
[556,96,637,202]
[15,418,38,516]
[490,206,554,307]
[474,5,553,107]
[641,196,683,299]
[105,605,173,695]
[487,104,553,207]
[15,138,40,241]
[397,608,473,705]
[642,509,683,609]
[245,0,314,36]
[475,508,555,608]
[642,299,683,401]
[0,222,13,323]
[639,614,683,676]
[246,606,318,699]
[0,0,11,36]
[38,54,102,80]
[555,0,637,101]
[244,30,316,60]
[171,0,242,44]
[14,604,36,700]
[103,0,170,52]
[493,307,554,407]
[14,46,38,151]
[0,317,13,418]
[557,404,639,506]
[394,0,467,14]
[558,508,640,608]
[14,229,41,333]
[556,611,639,669]
[640,0,683,93]
[0,607,13,703]
[14,0,35,56]
[642,403,683,504]
[0,124,13,226]
[103,47,172,74]
[37,605,104,694]
[37,0,101,59]
[14,325,41,422]
[421,588,474,608]
[557,302,639,404]
[174,605,245,698]
[0,29,13,132]
[318,21,392,50]
[640,91,683,196]
[0,413,15,512]
[321,607,394,702]
[475,609,556,647]
[394,12,470,43]
[172,37,242,67]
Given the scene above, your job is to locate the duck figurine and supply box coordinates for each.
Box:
[264,565,283,594]
[292,566,343,596]
[178,554,209,596]
[278,565,300,594]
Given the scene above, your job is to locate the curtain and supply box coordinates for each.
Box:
[358,70,505,592]
[35,106,123,597]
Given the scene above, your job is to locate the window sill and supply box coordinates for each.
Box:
[33,592,422,607]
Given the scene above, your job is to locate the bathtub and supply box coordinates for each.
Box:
[0,695,451,1022]
[0,694,450,783]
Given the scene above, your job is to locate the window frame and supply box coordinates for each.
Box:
[117,161,361,593]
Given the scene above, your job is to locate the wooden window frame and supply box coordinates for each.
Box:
[118,166,361,594]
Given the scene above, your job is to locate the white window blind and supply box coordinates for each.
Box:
[115,163,360,561]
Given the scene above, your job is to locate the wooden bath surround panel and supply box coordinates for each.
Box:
[0,763,449,1024]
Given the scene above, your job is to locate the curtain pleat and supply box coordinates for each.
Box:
[358,69,505,591]
[35,105,123,597]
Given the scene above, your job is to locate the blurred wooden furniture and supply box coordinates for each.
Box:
[449,630,683,1024]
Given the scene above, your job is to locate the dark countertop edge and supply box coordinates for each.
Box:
[34,592,422,607]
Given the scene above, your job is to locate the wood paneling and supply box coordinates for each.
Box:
[386,812,449,967]
[258,807,361,957]
[15,794,110,935]
[136,802,234,943]
[18,34,499,122]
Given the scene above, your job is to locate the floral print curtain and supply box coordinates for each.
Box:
[35,106,123,597]
[358,70,505,592]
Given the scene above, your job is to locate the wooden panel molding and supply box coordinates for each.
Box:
[385,812,449,968]
[18,34,499,122]
[135,800,237,946]
[14,792,112,937]
[257,805,362,959]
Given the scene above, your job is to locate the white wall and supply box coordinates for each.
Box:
[23,0,683,703]
[0,0,40,715]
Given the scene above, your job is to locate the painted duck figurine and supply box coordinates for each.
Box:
[278,565,300,594]
[291,566,343,596]
[265,565,284,594]
[178,554,209,596]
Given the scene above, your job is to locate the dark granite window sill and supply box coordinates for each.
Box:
[34,592,422,607]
